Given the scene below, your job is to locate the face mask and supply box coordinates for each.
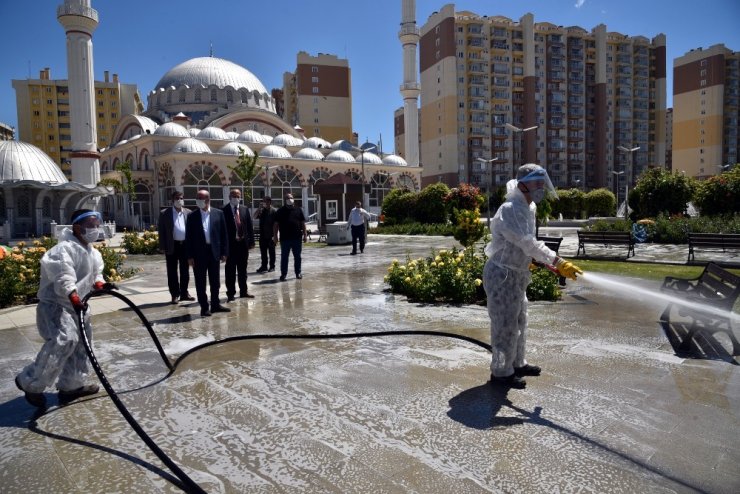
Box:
[286,199,294,206]
[174,199,184,208]
[230,197,240,207]
[81,227,100,243]
[195,199,206,209]
[530,188,546,204]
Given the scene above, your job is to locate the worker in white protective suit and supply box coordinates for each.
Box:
[15,209,115,408]
[484,164,583,389]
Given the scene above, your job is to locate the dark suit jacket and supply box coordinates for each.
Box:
[185,207,229,262]
[158,206,191,255]
[222,203,255,248]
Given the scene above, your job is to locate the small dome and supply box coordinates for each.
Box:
[225,131,239,140]
[331,139,354,151]
[188,128,200,137]
[325,150,356,163]
[173,138,212,154]
[382,154,408,166]
[302,137,332,149]
[217,142,254,156]
[154,122,190,138]
[237,130,270,144]
[259,144,291,158]
[355,152,382,165]
[293,148,325,160]
[271,134,304,147]
[197,126,229,140]
[0,140,68,184]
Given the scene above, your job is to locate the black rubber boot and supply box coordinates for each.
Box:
[514,364,541,377]
[15,375,47,408]
[58,384,99,402]
[490,374,527,389]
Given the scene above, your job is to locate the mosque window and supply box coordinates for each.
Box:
[227,90,233,103]
[179,89,186,102]
[210,89,217,101]
[241,91,248,103]
[16,190,31,218]
[195,88,201,102]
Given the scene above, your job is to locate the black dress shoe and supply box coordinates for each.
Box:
[350,251,357,255]
[226,296,235,302]
[201,309,211,317]
[279,275,287,281]
[268,267,275,272]
[180,294,195,301]
[58,384,99,402]
[295,273,303,279]
[211,305,231,313]
[256,267,267,273]
[171,296,178,304]
[16,375,46,408]
[240,293,255,298]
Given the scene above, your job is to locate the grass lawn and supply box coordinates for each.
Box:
[575,259,740,282]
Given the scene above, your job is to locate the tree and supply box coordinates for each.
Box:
[550,188,585,219]
[98,160,136,199]
[584,188,615,217]
[381,187,416,225]
[227,148,259,202]
[444,183,484,225]
[628,168,695,219]
[693,165,740,216]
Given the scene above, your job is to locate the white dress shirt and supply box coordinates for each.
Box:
[200,207,211,244]
[172,207,186,241]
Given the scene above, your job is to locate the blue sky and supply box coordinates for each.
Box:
[1,0,738,153]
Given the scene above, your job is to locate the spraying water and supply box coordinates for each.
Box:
[582,272,740,324]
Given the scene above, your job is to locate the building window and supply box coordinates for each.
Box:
[312,87,319,93]
[97,89,103,95]
[48,135,55,141]
[210,89,217,101]
[98,112,104,118]
[98,101,104,107]
[311,66,318,73]
[312,76,319,83]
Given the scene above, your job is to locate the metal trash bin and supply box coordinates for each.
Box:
[326,221,351,245]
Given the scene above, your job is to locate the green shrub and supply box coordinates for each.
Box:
[587,219,632,233]
[414,182,451,224]
[384,246,560,304]
[551,188,586,219]
[122,226,160,254]
[370,222,456,236]
[693,166,740,216]
[584,188,616,217]
[380,188,417,225]
[452,208,486,247]
[526,267,562,301]
[445,183,484,218]
[628,168,696,219]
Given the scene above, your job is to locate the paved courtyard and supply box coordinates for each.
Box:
[0,233,738,493]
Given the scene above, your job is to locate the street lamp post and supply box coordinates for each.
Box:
[505,123,538,178]
[616,145,639,220]
[262,165,279,201]
[353,145,377,207]
[611,170,624,217]
[476,157,499,228]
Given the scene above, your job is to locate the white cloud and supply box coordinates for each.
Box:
[575,0,586,8]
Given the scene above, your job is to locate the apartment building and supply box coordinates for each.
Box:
[282,52,353,144]
[12,68,142,177]
[0,122,14,141]
[672,44,739,178]
[417,4,666,192]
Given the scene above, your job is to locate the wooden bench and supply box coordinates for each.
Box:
[576,231,635,258]
[687,233,740,262]
[659,262,740,360]
[536,235,565,286]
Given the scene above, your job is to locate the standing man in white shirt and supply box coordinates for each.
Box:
[158,191,195,304]
[347,201,371,255]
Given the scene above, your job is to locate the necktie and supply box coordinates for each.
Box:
[235,207,242,237]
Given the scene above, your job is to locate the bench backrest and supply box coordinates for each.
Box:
[696,262,740,310]
[537,235,562,253]
[689,233,740,248]
[578,231,633,243]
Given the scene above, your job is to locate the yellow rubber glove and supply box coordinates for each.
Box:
[555,258,583,281]
[529,263,538,271]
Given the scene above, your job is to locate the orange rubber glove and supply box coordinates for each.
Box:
[555,258,583,281]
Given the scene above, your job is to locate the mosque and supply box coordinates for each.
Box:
[101,56,418,228]
[0,0,421,237]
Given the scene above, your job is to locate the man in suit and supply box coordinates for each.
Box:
[185,189,230,317]
[222,188,255,301]
[158,190,195,304]
[254,196,277,273]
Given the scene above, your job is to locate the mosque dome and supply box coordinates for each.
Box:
[293,148,325,160]
[259,145,291,159]
[173,138,212,154]
[331,140,354,151]
[197,126,229,140]
[225,131,239,140]
[382,154,408,166]
[271,134,304,147]
[0,140,68,184]
[154,56,269,95]
[217,142,254,156]
[325,150,356,163]
[355,152,382,165]
[188,128,201,137]
[154,122,191,138]
[237,130,270,144]
[302,137,332,149]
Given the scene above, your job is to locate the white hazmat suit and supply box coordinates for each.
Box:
[483,180,557,378]
[16,227,104,393]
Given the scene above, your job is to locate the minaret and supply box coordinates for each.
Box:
[57,0,100,186]
[399,0,420,167]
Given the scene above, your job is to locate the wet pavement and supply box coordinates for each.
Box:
[0,232,738,493]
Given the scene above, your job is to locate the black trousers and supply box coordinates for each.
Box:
[225,239,249,297]
[165,240,190,298]
[193,253,221,310]
[258,236,275,270]
[351,224,366,253]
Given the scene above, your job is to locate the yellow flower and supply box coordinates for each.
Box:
[430,262,437,268]
[475,278,482,286]
[435,256,441,263]
[415,274,422,280]
[383,275,388,282]
[456,269,462,277]
[404,277,411,283]
[399,265,406,271]
[109,268,117,275]
[439,249,447,255]
[438,262,444,267]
